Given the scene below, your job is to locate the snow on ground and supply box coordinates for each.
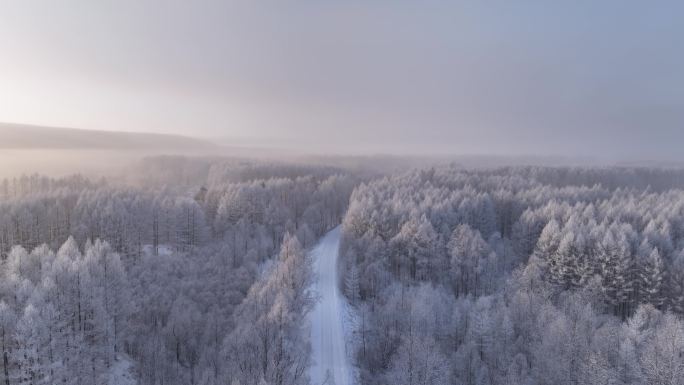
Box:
[309,227,356,385]
[141,244,175,257]
[107,355,137,385]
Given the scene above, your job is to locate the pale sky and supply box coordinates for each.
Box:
[0,1,682,159]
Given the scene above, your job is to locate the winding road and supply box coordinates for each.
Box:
[309,227,352,385]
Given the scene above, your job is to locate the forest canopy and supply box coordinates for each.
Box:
[340,166,684,385]
[2,161,684,385]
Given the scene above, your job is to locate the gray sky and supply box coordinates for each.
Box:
[0,1,682,159]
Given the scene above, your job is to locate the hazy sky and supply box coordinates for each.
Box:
[0,1,682,159]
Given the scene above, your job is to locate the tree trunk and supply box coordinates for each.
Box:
[3,350,9,385]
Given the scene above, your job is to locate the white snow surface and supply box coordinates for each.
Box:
[309,227,354,385]
[108,355,137,385]
[141,244,174,257]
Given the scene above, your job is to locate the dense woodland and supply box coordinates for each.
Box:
[340,166,684,385]
[0,158,356,385]
[4,160,684,385]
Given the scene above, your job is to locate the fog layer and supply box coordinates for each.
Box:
[0,1,682,160]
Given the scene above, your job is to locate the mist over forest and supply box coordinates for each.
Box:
[1,146,684,385]
[3,116,684,385]
[2,1,684,384]
[0,122,646,180]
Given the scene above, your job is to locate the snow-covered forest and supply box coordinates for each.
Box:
[340,166,684,385]
[3,0,683,383]
[4,160,684,385]
[0,158,357,385]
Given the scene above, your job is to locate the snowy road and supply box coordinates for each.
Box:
[309,227,352,385]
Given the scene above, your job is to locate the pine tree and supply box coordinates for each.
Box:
[548,232,581,290]
[641,248,665,309]
[598,228,636,319]
[345,264,361,306]
[448,224,491,296]
[14,304,45,385]
[532,220,562,269]
[666,256,684,313]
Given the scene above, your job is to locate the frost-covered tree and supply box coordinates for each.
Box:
[448,224,491,296]
[340,165,684,385]
[345,264,361,306]
[640,248,665,309]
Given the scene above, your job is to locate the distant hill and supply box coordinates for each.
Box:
[0,122,219,152]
